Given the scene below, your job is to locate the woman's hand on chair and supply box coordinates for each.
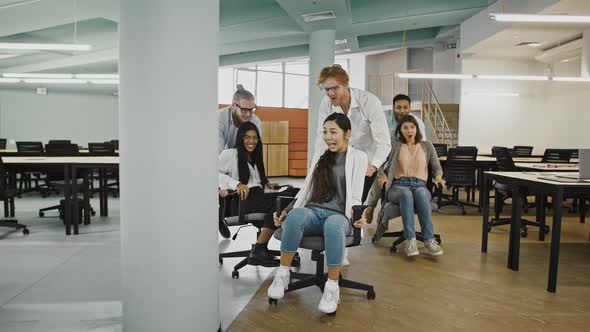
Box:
[354,208,369,228]
[218,189,230,198]
[236,183,250,200]
[266,182,280,190]
[362,206,374,224]
[433,177,446,189]
[273,210,287,227]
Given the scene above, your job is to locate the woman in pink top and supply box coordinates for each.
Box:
[379,115,445,257]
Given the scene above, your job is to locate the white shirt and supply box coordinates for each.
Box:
[218,148,263,190]
[294,146,368,220]
[314,88,391,170]
[218,107,263,154]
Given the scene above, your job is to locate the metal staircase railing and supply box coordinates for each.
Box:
[421,80,455,147]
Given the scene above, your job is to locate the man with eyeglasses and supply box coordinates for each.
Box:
[218,84,263,154]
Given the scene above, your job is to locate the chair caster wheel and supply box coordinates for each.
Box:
[39,212,44,217]
[269,298,278,305]
[327,311,337,317]
[521,229,528,238]
[90,211,96,216]
[544,226,550,234]
[23,228,29,235]
[390,246,397,253]
[232,271,239,279]
[367,288,376,300]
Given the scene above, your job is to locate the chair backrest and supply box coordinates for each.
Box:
[493,146,516,171]
[570,149,579,159]
[108,140,119,150]
[0,138,6,149]
[48,140,71,145]
[0,156,8,192]
[432,143,448,157]
[16,141,44,155]
[88,142,116,156]
[542,149,572,163]
[45,143,80,156]
[444,147,478,186]
[512,145,533,157]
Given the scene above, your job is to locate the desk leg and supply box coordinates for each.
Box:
[64,165,71,235]
[548,188,564,293]
[481,174,490,253]
[508,185,522,271]
[83,170,91,225]
[536,195,547,241]
[477,167,484,211]
[580,198,586,224]
[99,168,108,217]
[72,166,79,235]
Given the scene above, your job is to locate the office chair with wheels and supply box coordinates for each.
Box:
[88,142,119,197]
[269,197,375,316]
[0,138,6,149]
[512,146,534,157]
[542,149,573,163]
[0,156,28,235]
[437,147,478,215]
[371,166,442,253]
[433,143,448,157]
[15,141,46,196]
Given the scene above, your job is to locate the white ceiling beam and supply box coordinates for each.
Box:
[1,47,117,72]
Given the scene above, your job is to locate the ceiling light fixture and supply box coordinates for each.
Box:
[490,13,590,23]
[0,43,91,51]
[552,77,590,82]
[397,73,474,80]
[88,79,119,85]
[0,78,20,83]
[3,73,74,79]
[464,92,520,97]
[0,0,40,9]
[476,74,549,81]
[75,74,119,79]
[23,78,87,84]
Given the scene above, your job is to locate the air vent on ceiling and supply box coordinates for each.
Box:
[301,11,336,22]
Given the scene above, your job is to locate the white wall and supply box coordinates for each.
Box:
[365,48,408,105]
[348,53,366,90]
[0,89,118,147]
[433,45,461,104]
[459,58,590,154]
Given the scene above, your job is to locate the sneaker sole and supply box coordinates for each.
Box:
[427,251,443,256]
[405,251,419,257]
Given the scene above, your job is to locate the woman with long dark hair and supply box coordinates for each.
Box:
[267,113,369,314]
[218,122,298,266]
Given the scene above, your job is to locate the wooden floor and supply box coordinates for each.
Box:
[227,203,590,332]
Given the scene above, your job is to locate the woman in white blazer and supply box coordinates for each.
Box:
[267,113,369,314]
[218,122,298,267]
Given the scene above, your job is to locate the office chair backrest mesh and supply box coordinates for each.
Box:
[570,149,579,159]
[16,141,44,155]
[542,149,572,163]
[0,138,6,149]
[444,147,478,186]
[108,140,119,150]
[45,143,80,156]
[493,147,516,171]
[88,142,116,156]
[48,140,71,145]
[433,143,448,157]
[512,146,533,157]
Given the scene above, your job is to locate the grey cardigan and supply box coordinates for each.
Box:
[383,140,443,194]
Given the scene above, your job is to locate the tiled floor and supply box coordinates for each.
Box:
[0,177,303,331]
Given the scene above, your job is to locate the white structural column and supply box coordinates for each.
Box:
[119,1,219,331]
[582,29,590,77]
[307,29,335,163]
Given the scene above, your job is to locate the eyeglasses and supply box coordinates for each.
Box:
[321,85,341,94]
[233,103,256,114]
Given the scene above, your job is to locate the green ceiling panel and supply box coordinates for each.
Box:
[357,27,440,48]
[220,0,290,27]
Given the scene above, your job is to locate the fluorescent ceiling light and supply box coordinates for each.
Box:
[23,78,87,84]
[3,73,73,79]
[476,74,549,81]
[397,73,474,80]
[552,77,590,82]
[0,53,17,60]
[335,39,347,45]
[465,92,519,97]
[0,43,91,51]
[75,74,119,79]
[0,78,20,83]
[0,0,40,9]
[490,13,590,23]
[88,79,119,85]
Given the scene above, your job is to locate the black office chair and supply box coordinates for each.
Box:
[371,165,442,253]
[542,149,573,163]
[270,197,375,315]
[512,146,534,157]
[0,138,6,149]
[38,143,94,223]
[0,156,29,235]
[433,143,448,157]
[570,149,579,160]
[15,141,46,195]
[437,147,478,215]
[48,140,71,145]
[489,147,549,238]
[218,188,300,279]
[88,142,119,197]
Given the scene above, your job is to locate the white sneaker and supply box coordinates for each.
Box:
[424,239,443,256]
[267,268,290,300]
[341,248,350,266]
[318,280,340,314]
[404,239,419,257]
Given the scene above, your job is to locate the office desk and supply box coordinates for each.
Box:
[1,156,119,235]
[0,149,119,156]
[481,171,590,292]
[515,163,579,171]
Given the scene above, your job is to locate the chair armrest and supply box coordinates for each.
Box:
[275,196,295,214]
[351,205,368,246]
[432,183,443,197]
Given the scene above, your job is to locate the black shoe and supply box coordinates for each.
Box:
[219,219,231,239]
[291,254,301,267]
[248,244,280,267]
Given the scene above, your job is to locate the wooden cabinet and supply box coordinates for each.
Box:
[262,120,289,177]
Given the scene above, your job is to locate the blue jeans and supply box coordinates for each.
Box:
[280,207,351,267]
[387,177,435,241]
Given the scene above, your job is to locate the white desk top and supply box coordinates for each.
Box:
[485,171,590,186]
[515,163,578,171]
[2,156,119,164]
